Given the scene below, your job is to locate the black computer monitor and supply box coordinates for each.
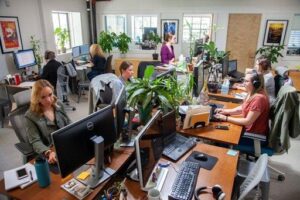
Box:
[222,55,229,78]
[72,46,80,58]
[52,105,116,178]
[135,110,164,191]
[13,49,37,69]
[80,44,90,55]
[155,67,176,79]
[228,60,237,74]
[114,85,126,139]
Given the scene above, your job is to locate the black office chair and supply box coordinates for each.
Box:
[0,83,11,127]
[105,55,113,73]
[8,89,36,163]
[137,61,161,78]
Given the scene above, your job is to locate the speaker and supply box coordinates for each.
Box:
[194,185,225,200]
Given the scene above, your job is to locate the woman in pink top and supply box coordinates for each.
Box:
[160,33,176,64]
[215,71,270,136]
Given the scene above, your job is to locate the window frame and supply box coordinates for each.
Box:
[131,15,158,44]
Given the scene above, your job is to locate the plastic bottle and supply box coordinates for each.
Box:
[34,155,51,188]
[221,79,230,95]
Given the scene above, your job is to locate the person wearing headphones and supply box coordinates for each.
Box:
[41,50,62,90]
[160,33,176,65]
[214,71,270,137]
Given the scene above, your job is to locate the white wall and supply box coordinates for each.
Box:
[0,0,89,79]
[96,0,300,68]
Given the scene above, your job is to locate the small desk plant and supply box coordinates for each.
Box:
[30,35,43,74]
[148,32,161,60]
[97,31,117,55]
[116,33,132,57]
[54,27,69,54]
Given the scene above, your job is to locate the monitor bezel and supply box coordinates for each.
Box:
[13,49,37,69]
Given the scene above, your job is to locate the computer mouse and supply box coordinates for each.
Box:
[194,153,208,161]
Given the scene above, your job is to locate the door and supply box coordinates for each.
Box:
[226,14,261,72]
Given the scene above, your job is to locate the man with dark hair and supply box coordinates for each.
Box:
[41,50,62,89]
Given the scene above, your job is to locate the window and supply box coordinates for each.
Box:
[287,14,300,56]
[52,11,83,52]
[131,15,158,44]
[182,14,212,42]
[104,15,126,34]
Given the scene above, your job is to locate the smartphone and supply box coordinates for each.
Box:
[215,125,229,130]
[16,168,28,180]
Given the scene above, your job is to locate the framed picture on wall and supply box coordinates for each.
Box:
[263,20,288,46]
[161,19,179,44]
[0,16,23,54]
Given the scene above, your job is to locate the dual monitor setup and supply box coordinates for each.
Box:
[72,44,90,59]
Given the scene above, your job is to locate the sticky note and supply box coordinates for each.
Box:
[227,149,238,156]
[77,171,90,180]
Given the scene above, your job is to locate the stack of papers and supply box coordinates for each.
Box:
[4,163,37,190]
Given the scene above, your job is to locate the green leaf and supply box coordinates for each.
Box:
[144,65,155,79]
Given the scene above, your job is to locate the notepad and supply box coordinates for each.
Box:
[77,171,90,180]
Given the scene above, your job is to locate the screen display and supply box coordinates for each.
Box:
[14,49,36,69]
[228,60,237,73]
[80,44,90,55]
[161,110,176,137]
[72,46,80,58]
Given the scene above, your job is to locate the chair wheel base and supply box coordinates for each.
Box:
[278,175,285,181]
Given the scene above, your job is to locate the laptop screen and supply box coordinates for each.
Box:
[228,60,237,74]
[161,110,176,136]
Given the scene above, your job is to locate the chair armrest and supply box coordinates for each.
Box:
[15,142,34,156]
[243,132,267,157]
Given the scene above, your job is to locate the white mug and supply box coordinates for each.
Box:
[148,188,161,200]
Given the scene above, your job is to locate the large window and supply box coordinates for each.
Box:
[131,15,158,44]
[287,14,300,56]
[182,14,212,42]
[104,15,126,34]
[52,11,83,53]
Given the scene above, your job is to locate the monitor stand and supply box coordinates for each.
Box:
[77,136,115,189]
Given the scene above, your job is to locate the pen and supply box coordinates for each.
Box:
[29,170,33,181]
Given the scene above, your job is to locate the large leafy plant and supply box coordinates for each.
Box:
[116,33,131,54]
[97,31,117,54]
[30,35,43,73]
[256,45,284,64]
[54,27,69,53]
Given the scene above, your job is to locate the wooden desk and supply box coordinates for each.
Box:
[208,89,245,103]
[114,58,156,78]
[0,147,134,200]
[124,143,239,200]
[289,70,300,92]
[178,100,243,146]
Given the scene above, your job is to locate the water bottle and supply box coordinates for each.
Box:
[221,79,230,95]
[34,155,51,188]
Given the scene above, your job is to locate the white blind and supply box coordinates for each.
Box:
[288,30,300,48]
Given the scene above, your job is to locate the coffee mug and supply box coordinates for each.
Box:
[148,188,160,200]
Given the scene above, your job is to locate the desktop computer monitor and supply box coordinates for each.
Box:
[155,68,176,79]
[135,110,164,191]
[114,85,126,138]
[52,105,116,178]
[80,44,90,55]
[13,49,37,69]
[72,46,80,58]
[221,55,229,78]
[228,60,237,74]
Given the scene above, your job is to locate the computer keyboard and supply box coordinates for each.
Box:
[163,137,196,161]
[169,161,201,200]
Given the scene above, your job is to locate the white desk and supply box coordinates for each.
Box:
[17,81,35,88]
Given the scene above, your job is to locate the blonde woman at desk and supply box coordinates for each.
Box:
[215,71,270,139]
[160,33,176,65]
[119,61,134,85]
[87,44,107,81]
[25,80,71,164]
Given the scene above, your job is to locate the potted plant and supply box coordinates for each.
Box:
[116,32,131,57]
[256,45,284,64]
[148,32,161,60]
[54,27,69,53]
[97,31,117,55]
[30,35,43,74]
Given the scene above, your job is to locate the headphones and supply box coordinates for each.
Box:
[252,70,261,89]
[194,185,225,200]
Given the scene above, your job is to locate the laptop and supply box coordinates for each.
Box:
[228,60,245,79]
[161,110,196,161]
[208,103,224,122]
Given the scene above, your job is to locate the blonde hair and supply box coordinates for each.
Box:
[89,44,105,58]
[30,79,57,115]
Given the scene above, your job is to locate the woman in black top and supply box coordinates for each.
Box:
[41,50,62,89]
[87,44,107,80]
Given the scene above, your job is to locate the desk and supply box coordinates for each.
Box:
[289,70,300,92]
[208,89,245,103]
[17,81,35,88]
[124,143,239,200]
[178,100,243,146]
[0,147,134,200]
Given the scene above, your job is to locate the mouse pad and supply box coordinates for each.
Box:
[185,151,218,170]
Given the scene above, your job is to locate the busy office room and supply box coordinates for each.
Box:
[0,0,300,199]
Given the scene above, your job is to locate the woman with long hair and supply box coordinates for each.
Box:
[160,33,176,65]
[87,44,107,80]
[25,79,71,163]
[119,61,134,85]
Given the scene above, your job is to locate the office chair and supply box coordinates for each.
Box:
[8,89,36,163]
[0,83,11,127]
[56,65,76,111]
[234,85,299,182]
[137,61,161,78]
[105,55,113,73]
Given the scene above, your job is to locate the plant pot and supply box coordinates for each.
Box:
[152,53,159,60]
[61,47,66,53]
[207,82,219,93]
[187,63,194,72]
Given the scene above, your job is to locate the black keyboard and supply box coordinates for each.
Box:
[163,137,196,161]
[169,161,201,200]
